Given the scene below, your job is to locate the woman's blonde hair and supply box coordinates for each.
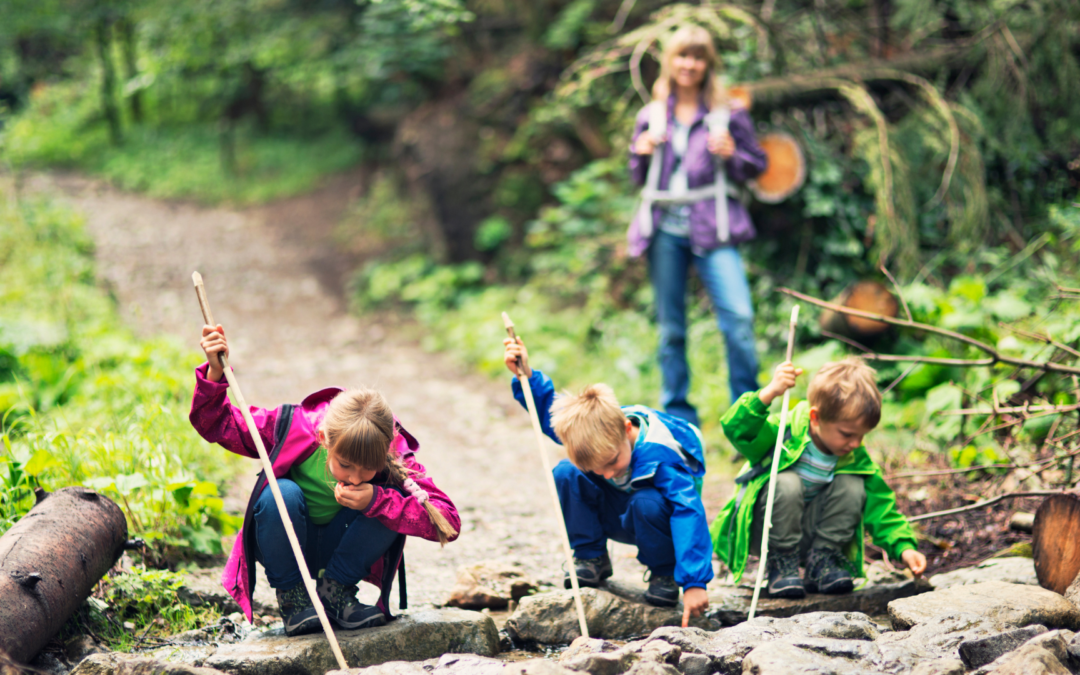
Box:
[652,25,727,110]
[321,388,395,473]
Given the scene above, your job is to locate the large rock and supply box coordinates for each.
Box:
[504,583,718,645]
[958,624,1048,668]
[205,608,498,675]
[740,637,884,675]
[929,557,1038,590]
[888,581,1080,631]
[445,561,539,610]
[707,578,929,625]
[974,630,1073,675]
[70,654,229,675]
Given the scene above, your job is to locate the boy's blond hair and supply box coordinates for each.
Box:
[807,357,882,427]
[551,383,627,470]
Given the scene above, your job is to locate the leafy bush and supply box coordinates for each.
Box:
[0,186,242,561]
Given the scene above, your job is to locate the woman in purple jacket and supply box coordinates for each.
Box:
[629,25,767,426]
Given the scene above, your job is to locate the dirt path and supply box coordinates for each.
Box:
[24,171,730,611]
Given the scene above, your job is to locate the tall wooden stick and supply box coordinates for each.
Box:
[748,305,799,620]
[192,273,348,669]
[502,312,590,638]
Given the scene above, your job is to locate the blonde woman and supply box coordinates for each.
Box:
[628,26,767,426]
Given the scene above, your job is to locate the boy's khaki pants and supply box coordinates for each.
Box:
[749,470,866,560]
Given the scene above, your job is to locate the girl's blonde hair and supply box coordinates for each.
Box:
[321,388,459,545]
[651,25,727,110]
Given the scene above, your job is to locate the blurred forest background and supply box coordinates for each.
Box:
[1,0,1080,644]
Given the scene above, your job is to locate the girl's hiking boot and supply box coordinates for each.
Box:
[276,585,322,637]
[316,577,388,630]
[766,548,805,599]
[564,552,613,588]
[643,573,680,607]
[805,547,854,595]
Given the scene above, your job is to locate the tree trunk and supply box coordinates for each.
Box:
[1033,492,1080,600]
[116,17,143,124]
[0,487,128,664]
[94,18,123,145]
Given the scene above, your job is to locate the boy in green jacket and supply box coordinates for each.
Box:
[710,357,926,598]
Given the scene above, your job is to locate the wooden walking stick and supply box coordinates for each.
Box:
[748,304,799,621]
[502,312,590,638]
[192,273,349,669]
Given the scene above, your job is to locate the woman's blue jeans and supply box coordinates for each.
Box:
[253,479,398,590]
[648,231,759,426]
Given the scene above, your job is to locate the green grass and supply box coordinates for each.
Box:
[0,183,244,563]
[4,81,363,205]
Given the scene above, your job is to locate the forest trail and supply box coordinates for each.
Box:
[23,171,720,610]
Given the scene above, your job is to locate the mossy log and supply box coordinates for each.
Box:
[1033,492,1080,599]
[0,487,127,663]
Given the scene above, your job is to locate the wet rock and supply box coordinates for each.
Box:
[888,581,1080,631]
[504,584,717,644]
[974,630,1072,675]
[707,578,929,625]
[675,653,709,675]
[141,645,218,668]
[908,659,965,675]
[431,654,506,674]
[206,608,498,675]
[330,664,428,675]
[446,561,539,610]
[178,567,276,615]
[70,654,229,675]
[623,664,679,675]
[958,624,1048,668]
[929,557,1037,590]
[875,612,1005,657]
[501,662,578,675]
[740,637,881,674]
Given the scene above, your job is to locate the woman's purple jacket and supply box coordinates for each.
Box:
[628,96,768,257]
[189,363,460,621]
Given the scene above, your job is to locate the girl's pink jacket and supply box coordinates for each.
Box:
[189,363,460,621]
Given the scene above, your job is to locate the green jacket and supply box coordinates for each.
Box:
[710,392,918,582]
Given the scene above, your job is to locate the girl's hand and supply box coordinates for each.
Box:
[707,132,735,159]
[503,337,531,377]
[759,361,803,406]
[901,548,927,577]
[334,482,374,511]
[681,587,709,627]
[200,324,228,382]
[634,131,663,156]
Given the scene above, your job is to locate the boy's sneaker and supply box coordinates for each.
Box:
[766,548,806,599]
[316,577,387,630]
[276,584,322,637]
[643,573,679,607]
[564,552,613,588]
[805,547,854,595]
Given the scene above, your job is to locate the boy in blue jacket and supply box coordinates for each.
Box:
[504,337,712,625]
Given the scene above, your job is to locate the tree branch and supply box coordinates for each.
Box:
[779,287,1080,376]
[907,491,1063,523]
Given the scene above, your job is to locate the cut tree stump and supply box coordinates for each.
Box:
[819,280,899,339]
[1033,492,1080,598]
[0,487,128,664]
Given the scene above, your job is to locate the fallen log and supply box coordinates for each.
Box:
[1033,492,1080,600]
[0,487,128,663]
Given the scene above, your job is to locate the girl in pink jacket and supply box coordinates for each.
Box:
[191,325,460,636]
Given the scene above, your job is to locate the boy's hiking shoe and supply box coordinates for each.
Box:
[766,548,805,599]
[277,584,322,637]
[805,547,854,595]
[317,577,388,630]
[564,552,613,588]
[643,574,680,607]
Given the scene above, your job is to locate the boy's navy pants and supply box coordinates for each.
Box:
[553,459,677,576]
[253,478,398,590]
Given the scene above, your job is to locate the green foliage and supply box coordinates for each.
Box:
[0,186,242,561]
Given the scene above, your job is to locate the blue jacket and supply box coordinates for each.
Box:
[512,370,714,589]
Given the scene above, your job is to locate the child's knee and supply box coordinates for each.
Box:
[830,474,866,509]
[255,479,305,517]
[553,458,586,487]
[772,470,804,507]
[626,489,672,525]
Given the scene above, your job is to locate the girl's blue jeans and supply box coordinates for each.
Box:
[253,478,398,590]
[648,231,759,426]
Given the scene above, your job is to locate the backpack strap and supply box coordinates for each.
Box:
[638,100,667,238]
[704,107,731,243]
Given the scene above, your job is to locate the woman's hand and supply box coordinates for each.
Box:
[901,548,927,577]
[758,361,803,406]
[681,587,709,627]
[334,482,375,511]
[634,131,663,156]
[200,324,228,382]
[503,337,531,376]
[707,131,735,159]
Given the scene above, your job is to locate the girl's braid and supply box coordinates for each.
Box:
[386,447,458,546]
